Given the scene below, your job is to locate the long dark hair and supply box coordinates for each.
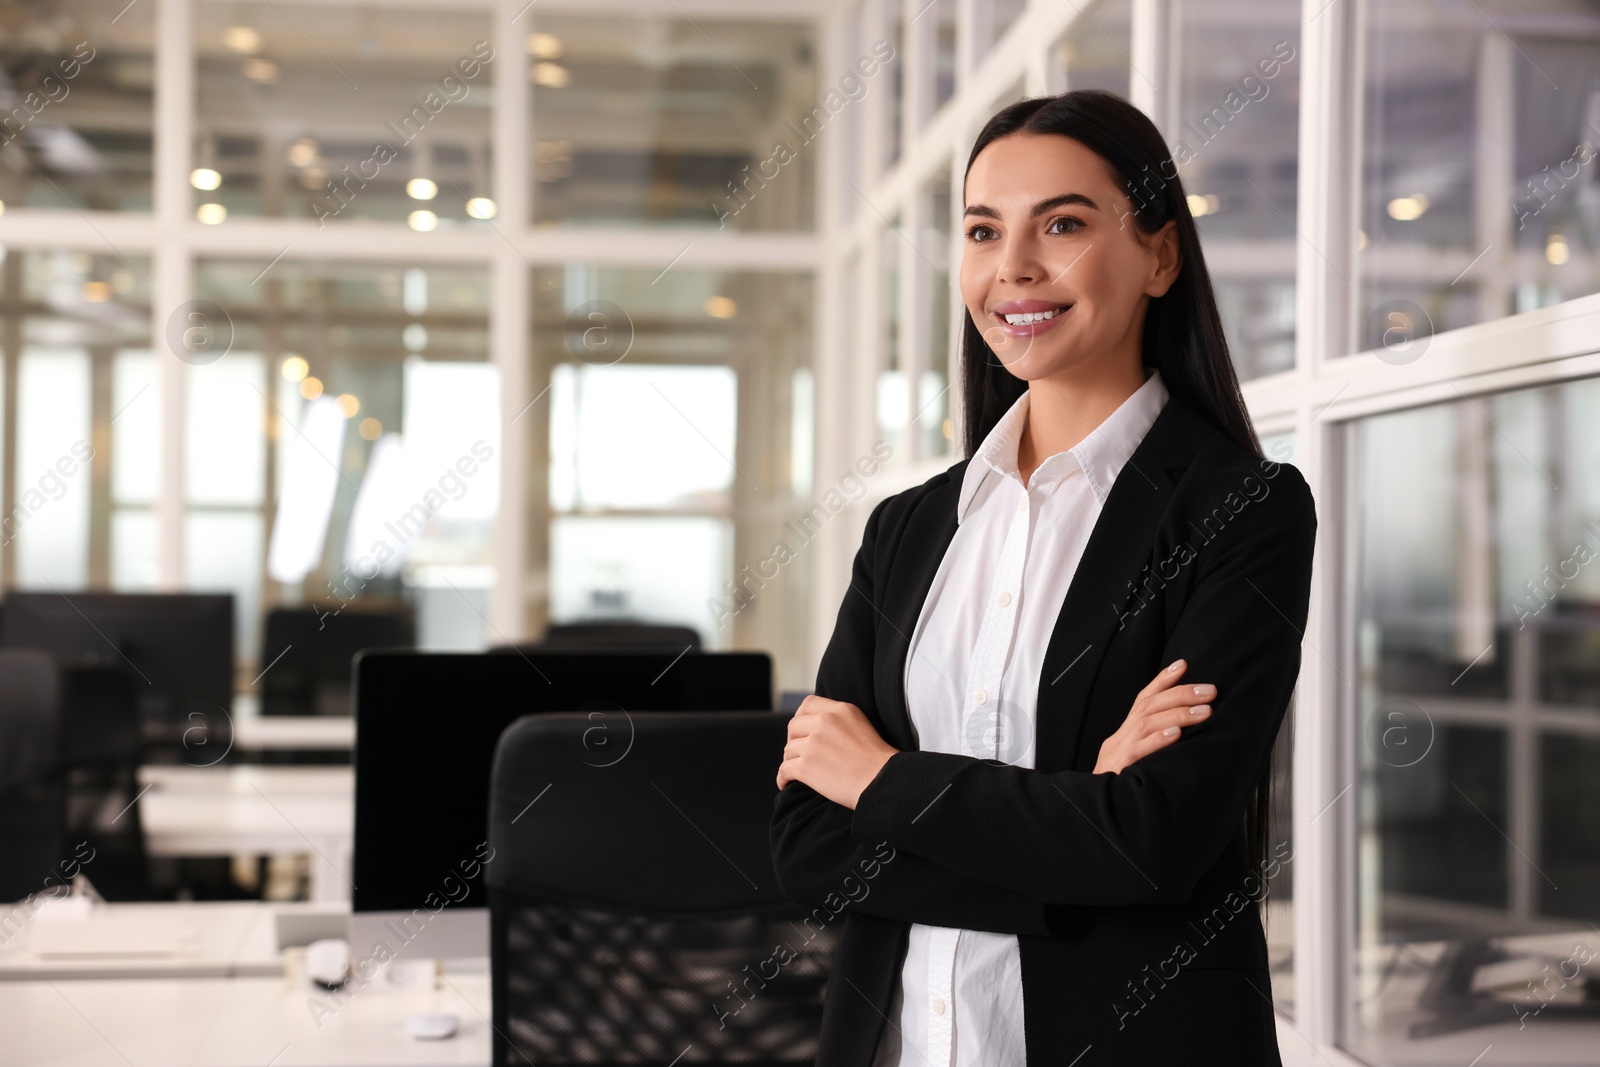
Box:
[958,90,1279,912]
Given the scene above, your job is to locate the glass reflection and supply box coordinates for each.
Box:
[1356,0,1600,353]
[526,14,816,230]
[0,0,154,212]
[1177,0,1300,380]
[1344,378,1600,1061]
[531,266,814,689]
[194,259,495,660]
[193,4,495,226]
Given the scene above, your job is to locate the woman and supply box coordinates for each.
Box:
[771,90,1316,1066]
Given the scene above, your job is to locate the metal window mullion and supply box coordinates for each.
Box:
[1294,0,1362,1053]
[154,0,195,591]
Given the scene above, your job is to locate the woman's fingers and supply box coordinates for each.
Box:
[1137,658,1187,700]
[1132,704,1213,759]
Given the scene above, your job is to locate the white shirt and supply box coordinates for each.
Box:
[871,368,1170,1067]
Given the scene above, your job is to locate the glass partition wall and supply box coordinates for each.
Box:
[0,0,822,691]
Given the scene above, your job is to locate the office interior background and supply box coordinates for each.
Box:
[0,0,1598,1063]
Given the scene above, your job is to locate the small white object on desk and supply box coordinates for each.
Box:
[405,1011,460,1040]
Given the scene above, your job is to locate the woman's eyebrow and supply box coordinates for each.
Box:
[963,192,1101,220]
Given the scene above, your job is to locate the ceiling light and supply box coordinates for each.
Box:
[406,178,438,201]
[1546,233,1569,266]
[286,138,318,168]
[336,393,360,418]
[1386,194,1429,221]
[281,356,309,382]
[407,210,438,232]
[300,376,324,399]
[527,33,564,59]
[82,281,111,303]
[197,202,228,224]
[358,417,383,441]
[531,62,569,88]
[705,295,737,319]
[190,167,221,190]
[466,197,497,219]
[223,26,262,54]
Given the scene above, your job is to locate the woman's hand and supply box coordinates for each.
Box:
[1093,658,1216,775]
[776,695,899,810]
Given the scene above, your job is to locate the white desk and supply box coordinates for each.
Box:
[137,767,355,904]
[229,693,356,753]
[0,972,490,1066]
[0,902,348,982]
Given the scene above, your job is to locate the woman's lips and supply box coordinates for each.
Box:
[993,304,1072,339]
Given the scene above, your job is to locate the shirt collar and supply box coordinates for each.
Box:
[957,367,1170,522]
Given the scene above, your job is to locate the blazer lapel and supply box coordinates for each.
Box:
[870,392,1215,766]
[873,471,961,751]
[1034,393,1214,771]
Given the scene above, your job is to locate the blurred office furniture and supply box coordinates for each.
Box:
[0,972,491,1064]
[0,593,234,761]
[0,650,64,904]
[0,899,307,981]
[778,689,810,713]
[258,604,414,717]
[488,710,833,1063]
[492,618,702,654]
[230,701,356,754]
[138,765,354,904]
[57,665,155,901]
[351,649,772,960]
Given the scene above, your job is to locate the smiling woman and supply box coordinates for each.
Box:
[772,89,1316,1067]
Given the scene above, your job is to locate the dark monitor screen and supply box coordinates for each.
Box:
[352,649,773,915]
[0,592,234,754]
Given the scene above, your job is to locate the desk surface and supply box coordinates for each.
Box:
[230,693,356,752]
[1,972,490,1067]
[0,901,349,982]
[137,767,355,903]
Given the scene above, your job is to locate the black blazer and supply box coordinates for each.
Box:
[771,390,1316,1066]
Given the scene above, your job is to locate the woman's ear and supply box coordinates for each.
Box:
[1144,219,1182,299]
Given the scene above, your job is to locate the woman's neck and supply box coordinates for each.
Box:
[1016,361,1150,488]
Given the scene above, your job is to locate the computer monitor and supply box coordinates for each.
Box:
[350,649,773,961]
[259,604,414,716]
[0,592,235,759]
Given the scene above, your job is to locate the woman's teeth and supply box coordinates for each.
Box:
[1002,306,1069,325]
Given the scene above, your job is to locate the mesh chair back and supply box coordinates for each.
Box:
[487,711,836,1065]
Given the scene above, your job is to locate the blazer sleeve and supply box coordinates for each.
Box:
[847,466,1317,908]
[771,492,1058,937]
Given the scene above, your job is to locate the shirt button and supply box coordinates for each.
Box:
[996,592,1012,607]
[975,689,988,704]
[1017,497,1028,512]
[932,997,946,1016]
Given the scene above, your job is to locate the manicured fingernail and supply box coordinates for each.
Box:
[1163,726,1179,736]
[1190,705,1211,716]
[1168,660,1184,673]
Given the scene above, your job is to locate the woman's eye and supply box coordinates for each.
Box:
[964,224,996,242]
[1048,216,1084,235]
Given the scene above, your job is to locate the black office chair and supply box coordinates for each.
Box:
[492,619,702,656]
[57,665,155,900]
[259,604,414,716]
[0,650,65,904]
[487,711,835,1065]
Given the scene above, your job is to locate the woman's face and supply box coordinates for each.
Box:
[959,132,1179,382]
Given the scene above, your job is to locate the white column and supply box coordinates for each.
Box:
[489,0,533,640]
[1292,0,1362,1051]
[154,0,194,589]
